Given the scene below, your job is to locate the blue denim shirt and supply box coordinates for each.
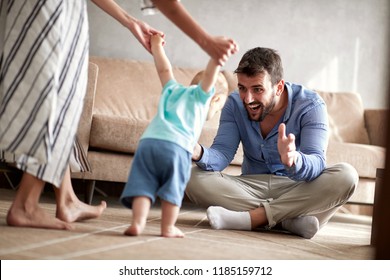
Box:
[196,82,328,181]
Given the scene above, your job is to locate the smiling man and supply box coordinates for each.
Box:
[186,47,358,239]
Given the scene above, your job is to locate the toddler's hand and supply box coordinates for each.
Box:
[151,33,165,47]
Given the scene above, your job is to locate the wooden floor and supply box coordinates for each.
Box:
[0,187,374,260]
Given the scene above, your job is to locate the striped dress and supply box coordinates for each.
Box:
[0,0,89,187]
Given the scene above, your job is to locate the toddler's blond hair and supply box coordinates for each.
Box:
[190,71,228,97]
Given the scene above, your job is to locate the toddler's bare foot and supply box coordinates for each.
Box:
[7,204,72,230]
[124,222,146,236]
[161,225,184,238]
[56,200,107,223]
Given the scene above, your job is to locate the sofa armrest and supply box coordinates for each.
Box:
[364,109,388,147]
[326,141,385,179]
[76,62,99,155]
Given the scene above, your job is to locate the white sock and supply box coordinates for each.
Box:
[281,216,319,239]
[207,206,251,230]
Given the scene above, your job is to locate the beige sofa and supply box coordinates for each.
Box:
[72,56,387,210]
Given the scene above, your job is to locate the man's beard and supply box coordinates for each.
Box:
[245,96,276,122]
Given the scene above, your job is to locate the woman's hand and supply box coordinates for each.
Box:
[128,19,164,53]
[201,35,239,66]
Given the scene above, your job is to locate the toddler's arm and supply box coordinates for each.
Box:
[151,34,174,86]
[200,59,221,94]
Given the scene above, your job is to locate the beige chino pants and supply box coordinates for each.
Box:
[186,163,358,228]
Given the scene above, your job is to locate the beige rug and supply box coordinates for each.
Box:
[0,188,374,260]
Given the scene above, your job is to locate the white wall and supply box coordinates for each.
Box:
[87,0,390,109]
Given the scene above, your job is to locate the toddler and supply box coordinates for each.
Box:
[120,34,230,237]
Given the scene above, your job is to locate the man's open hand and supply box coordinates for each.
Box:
[277,123,297,167]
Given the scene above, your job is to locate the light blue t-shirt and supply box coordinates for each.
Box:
[141,79,215,153]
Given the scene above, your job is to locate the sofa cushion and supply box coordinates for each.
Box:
[90,114,220,153]
[326,141,385,178]
[90,56,203,119]
[316,91,370,144]
[90,114,148,153]
[89,112,244,166]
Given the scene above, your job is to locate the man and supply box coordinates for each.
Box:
[186,47,358,239]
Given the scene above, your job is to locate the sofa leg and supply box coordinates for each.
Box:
[84,180,96,205]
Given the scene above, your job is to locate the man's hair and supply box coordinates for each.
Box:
[234,47,284,85]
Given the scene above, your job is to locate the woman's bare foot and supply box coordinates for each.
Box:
[7,204,73,230]
[56,200,107,223]
[124,221,146,236]
[6,171,72,230]
[161,225,184,238]
[54,167,107,223]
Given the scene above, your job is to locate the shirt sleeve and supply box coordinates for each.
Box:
[196,96,241,171]
[161,79,177,94]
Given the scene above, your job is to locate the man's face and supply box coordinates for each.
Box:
[237,72,278,122]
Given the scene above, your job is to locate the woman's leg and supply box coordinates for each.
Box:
[54,167,107,223]
[6,172,72,230]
